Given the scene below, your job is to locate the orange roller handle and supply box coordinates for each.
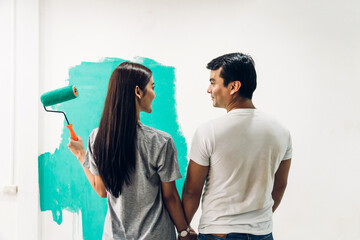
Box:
[66,123,78,141]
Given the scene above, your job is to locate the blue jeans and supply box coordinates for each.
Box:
[198,233,273,240]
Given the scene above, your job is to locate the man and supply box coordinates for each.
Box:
[182,53,292,240]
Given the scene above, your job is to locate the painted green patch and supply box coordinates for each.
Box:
[38,57,188,239]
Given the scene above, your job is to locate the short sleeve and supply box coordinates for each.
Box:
[83,129,100,176]
[157,138,182,182]
[282,132,292,161]
[188,124,214,166]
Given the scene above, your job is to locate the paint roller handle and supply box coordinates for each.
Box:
[66,123,78,141]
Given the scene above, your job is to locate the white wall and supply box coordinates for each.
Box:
[0,0,40,239]
[1,0,360,239]
[0,2,17,239]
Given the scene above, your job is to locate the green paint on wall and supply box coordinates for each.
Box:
[38,58,188,240]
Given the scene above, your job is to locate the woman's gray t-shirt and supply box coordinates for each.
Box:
[83,122,182,240]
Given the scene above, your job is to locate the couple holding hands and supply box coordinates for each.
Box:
[68,52,292,240]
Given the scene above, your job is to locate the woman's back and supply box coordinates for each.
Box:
[84,122,181,240]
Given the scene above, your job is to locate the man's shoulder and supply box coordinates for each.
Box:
[257,111,291,133]
[194,119,217,135]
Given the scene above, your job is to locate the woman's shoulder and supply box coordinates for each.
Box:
[137,123,173,144]
[87,128,99,143]
[89,128,99,138]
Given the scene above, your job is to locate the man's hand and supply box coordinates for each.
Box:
[189,227,198,240]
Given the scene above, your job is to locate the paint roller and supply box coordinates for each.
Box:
[40,85,79,141]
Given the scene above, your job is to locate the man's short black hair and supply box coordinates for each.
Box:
[207,52,257,99]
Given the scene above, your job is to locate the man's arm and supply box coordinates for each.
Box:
[182,160,209,225]
[272,159,291,212]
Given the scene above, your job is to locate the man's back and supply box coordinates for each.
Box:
[189,109,292,235]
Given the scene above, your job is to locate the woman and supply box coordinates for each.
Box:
[68,62,194,240]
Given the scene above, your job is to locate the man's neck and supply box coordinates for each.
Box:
[226,97,255,112]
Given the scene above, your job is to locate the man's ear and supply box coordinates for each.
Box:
[230,81,241,95]
[135,86,142,99]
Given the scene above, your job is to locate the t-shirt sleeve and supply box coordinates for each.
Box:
[83,129,100,176]
[282,131,292,160]
[188,124,214,166]
[157,137,182,182]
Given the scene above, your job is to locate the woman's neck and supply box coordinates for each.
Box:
[137,110,140,122]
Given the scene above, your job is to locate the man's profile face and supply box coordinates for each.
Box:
[207,68,230,108]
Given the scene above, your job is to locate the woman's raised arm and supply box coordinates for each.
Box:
[68,137,107,198]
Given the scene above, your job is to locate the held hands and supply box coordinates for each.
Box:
[67,136,85,163]
[189,227,198,240]
[178,227,197,240]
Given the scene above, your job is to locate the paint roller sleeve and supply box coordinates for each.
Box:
[40,85,78,107]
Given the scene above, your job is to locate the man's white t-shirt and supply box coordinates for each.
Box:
[188,109,292,235]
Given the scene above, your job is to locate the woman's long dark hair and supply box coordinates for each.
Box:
[93,62,152,197]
